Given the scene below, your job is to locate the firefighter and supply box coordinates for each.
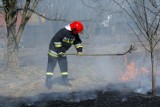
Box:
[45,21,84,89]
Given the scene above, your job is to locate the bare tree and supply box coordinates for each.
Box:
[0,0,39,71]
[0,0,93,71]
[0,0,65,71]
[113,0,160,96]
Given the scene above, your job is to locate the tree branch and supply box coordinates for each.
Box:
[27,0,39,18]
[17,7,92,22]
[128,23,151,52]
[80,0,122,13]
[21,0,30,25]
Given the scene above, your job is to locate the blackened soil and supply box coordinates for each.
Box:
[39,92,159,107]
[1,85,160,107]
[15,90,160,107]
[94,91,160,107]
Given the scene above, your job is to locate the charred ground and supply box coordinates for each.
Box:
[0,85,160,107]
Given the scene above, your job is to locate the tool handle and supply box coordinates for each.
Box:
[67,45,135,56]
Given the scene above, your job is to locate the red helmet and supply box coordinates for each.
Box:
[70,21,84,34]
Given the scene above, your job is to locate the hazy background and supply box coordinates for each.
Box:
[17,0,159,91]
[0,0,160,102]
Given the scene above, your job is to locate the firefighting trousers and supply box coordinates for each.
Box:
[46,54,68,78]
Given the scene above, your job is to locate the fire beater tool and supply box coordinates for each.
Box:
[67,45,135,56]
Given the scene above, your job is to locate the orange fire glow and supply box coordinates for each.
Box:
[140,67,149,74]
[120,61,137,81]
[120,60,150,81]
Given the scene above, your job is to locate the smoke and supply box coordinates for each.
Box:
[1,0,160,106]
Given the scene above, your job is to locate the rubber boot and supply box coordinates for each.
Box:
[45,75,52,89]
[62,76,71,86]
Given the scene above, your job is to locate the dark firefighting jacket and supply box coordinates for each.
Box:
[48,27,83,57]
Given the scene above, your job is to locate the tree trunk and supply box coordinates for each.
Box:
[5,27,19,71]
[151,51,155,96]
[2,0,38,71]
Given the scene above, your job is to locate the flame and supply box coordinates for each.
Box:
[120,61,137,81]
[120,60,150,82]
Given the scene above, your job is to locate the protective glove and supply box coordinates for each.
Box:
[77,52,83,56]
[58,52,66,57]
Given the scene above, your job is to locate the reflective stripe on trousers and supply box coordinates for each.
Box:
[46,52,68,77]
[46,72,53,76]
[61,72,68,76]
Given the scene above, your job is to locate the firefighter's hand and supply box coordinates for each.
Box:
[77,52,83,56]
[58,52,66,57]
